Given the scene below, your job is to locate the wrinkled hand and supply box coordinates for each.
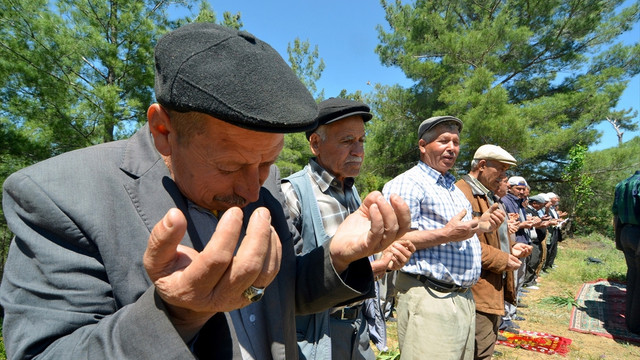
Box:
[520,218,536,229]
[442,209,480,241]
[329,192,411,273]
[507,220,519,234]
[477,203,506,232]
[143,207,281,340]
[506,254,522,271]
[379,239,416,271]
[511,242,533,258]
[531,217,544,227]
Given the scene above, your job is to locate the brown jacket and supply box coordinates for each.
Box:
[456,177,516,315]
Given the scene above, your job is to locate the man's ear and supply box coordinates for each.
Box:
[478,159,487,170]
[418,138,427,154]
[309,133,321,156]
[147,104,172,156]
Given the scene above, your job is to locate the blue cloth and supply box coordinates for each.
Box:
[382,161,481,287]
[501,193,530,244]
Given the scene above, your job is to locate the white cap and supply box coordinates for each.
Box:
[473,144,517,166]
[508,176,528,187]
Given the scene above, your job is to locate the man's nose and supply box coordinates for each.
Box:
[351,142,364,156]
[235,166,261,204]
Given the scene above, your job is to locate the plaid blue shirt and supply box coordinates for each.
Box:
[382,161,482,287]
[281,159,360,238]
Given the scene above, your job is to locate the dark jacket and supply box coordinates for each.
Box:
[0,125,372,359]
[525,206,547,243]
[502,193,531,244]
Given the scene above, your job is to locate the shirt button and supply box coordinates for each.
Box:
[249,314,256,323]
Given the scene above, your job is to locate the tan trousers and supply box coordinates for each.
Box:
[396,272,475,360]
[536,239,547,275]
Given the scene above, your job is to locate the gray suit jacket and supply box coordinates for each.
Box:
[0,125,373,359]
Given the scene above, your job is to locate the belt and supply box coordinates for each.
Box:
[406,273,469,293]
[330,306,361,320]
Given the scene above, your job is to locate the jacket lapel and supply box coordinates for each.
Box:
[242,189,287,358]
[119,124,203,250]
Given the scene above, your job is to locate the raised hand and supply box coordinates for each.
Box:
[511,242,533,258]
[143,207,281,341]
[380,239,416,271]
[506,254,522,271]
[478,203,506,232]
[329,192,411,273]
[441,209,481,241]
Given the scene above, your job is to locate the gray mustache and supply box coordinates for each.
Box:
[214,195,247,207]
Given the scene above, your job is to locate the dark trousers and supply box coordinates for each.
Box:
[543,228,560,270]
[475,311,500,360]
[524,240,543,285]
[620,225,640,334]
[329,310,375,360]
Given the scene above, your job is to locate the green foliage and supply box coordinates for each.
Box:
[287,38,326,100]
[277,133,313,178]
[550,233,627,284]
[0,0,237,162]
[540,291,581,311]
[376,349,401,360]
[573,137,640,236]
[537,233,627,312]
[1,0,167,152]
[0,0,243,286]
[374,0,639,183]
[276,37,326,174]
[361,84,420,185]
[561,144,595,234]
[0,320,4,359]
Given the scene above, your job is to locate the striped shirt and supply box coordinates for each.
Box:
[281,158,360,238]
[613,170,640,226]
[382,161,482,287]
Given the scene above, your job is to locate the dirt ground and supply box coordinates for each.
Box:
[494,272,640,360]
[383,281,640,359]
[381,237,640,359]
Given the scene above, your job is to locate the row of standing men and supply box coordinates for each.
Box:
[0,22,566,360]
[285,96,569,360]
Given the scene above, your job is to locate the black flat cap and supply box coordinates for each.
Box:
[417,115,463,139]
[305,98,372,139]
[154,23,318,133]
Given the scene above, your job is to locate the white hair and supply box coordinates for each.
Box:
[313,125,328,141]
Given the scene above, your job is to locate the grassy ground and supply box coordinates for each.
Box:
[0,234,637,360]
[377,233,640,360]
